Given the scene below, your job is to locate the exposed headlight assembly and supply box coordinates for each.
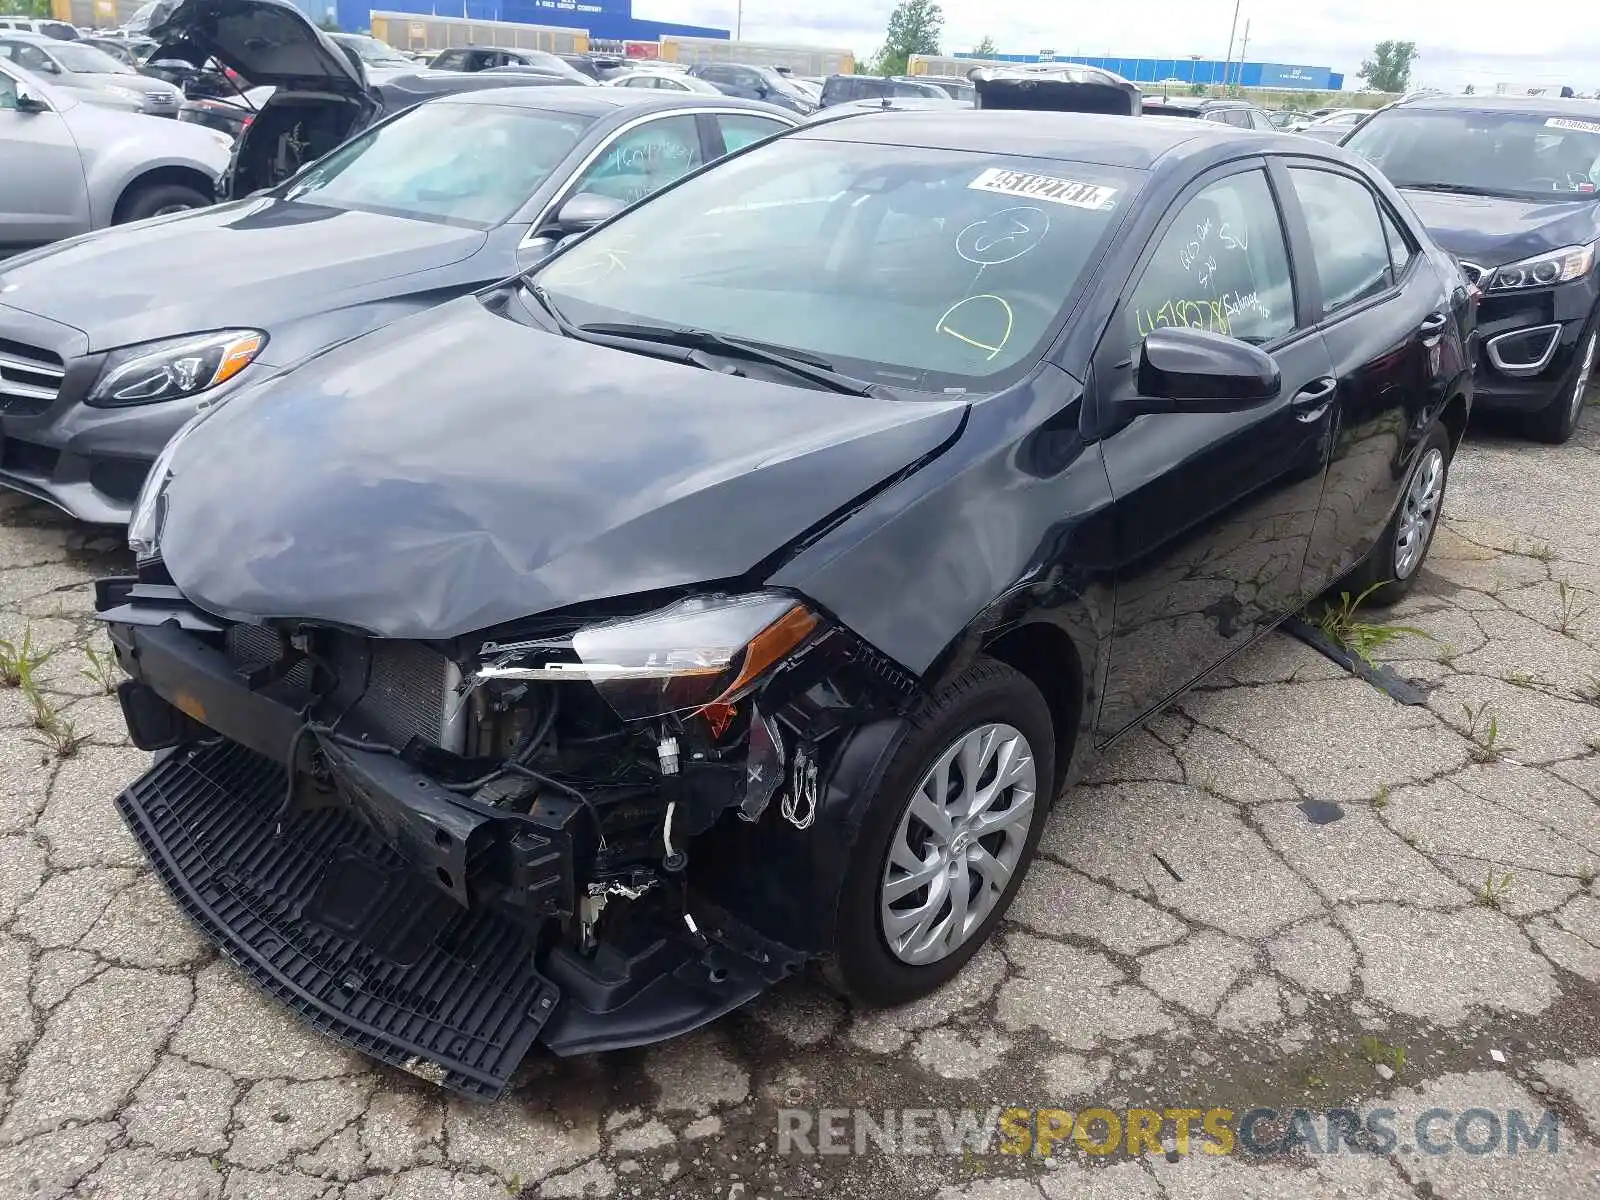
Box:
[1485,243,1595,291]
[88,330,265,408]
[127,406,216,562]
[475,593,821,721]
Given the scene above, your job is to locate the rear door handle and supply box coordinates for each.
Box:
[1420,312,1449,345]
[1290,376,1338,422]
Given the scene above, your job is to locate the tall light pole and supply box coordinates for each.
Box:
[735,0,742,41]
[1234,18,1250,94]
[1221,0,1241,91]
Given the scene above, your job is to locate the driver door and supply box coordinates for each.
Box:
[0,70,89,249]
[1094,162,1337,740]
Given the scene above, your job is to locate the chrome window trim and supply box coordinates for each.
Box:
[517,105,800,249]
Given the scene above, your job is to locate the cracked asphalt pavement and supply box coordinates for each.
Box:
[2,402,1599,1199]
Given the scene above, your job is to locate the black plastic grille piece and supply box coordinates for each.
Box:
[116,740,558,1098]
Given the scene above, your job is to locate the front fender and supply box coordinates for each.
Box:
[78,133,229,228]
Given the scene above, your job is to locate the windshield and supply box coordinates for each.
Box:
[534,136,1136,389]
[335,35,409,66]
[280,101,593,227]
[1346,108,1600,198]
[49,42,134,74]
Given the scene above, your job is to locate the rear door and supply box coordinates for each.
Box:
[1093,160,1338,739]
[1278,159,1452,593]
[0,69,89,248]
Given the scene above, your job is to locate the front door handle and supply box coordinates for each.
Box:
[1419,311,1449,346]
[1290,376,1338,422]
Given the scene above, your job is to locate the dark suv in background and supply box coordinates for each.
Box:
[1345,94,1600,442]
[686,62,816,113]
[818,73,950,107]
[1143,94,1275,129]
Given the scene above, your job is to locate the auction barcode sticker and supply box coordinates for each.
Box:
[968,168,1118,210]
[1546,116,1600,135]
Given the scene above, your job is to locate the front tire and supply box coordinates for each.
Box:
[1341,420,1453,608]
[824,656,1055,1007]
[116,183,212,225]
[1526,319,1597,445]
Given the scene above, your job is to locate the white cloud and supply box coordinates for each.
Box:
[634,0,1599,92]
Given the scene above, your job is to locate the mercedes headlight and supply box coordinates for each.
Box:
[474,592,821,721]
[88,330,265,408]
[1486,243,1596,291]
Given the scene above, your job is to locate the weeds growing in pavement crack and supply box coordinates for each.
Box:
[80,641,119,695]
[1505,670,1541,690]
[1314,583,1432,667]
[1476,866,1516,909]
[0,626,54,688]
[25,687,86,759]
[1372,784,1391,810]
[1580,864,1595,889]
[1556,581,1592,635]
[1527,541,1557,563]
[1462,701,1511,763]
[1357,1035,1408,1075]
[1580,674,1600,705]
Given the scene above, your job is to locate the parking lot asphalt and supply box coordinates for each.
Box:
[0,399,1597,1200]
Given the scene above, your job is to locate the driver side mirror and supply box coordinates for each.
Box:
[14,86,49,114]
[549,191,625,235]
[1128,327,1281,415]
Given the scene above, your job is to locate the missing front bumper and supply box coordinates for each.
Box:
[116,738,801,1097]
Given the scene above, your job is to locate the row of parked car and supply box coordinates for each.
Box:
[4,0,1596,1098]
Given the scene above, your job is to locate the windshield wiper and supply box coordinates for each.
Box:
[1394,182,1488,195]
[576,321,882,397]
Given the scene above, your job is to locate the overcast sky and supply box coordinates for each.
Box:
[635,0,1599,92]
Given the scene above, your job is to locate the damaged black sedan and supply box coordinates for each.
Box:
[98,110,1473,1098]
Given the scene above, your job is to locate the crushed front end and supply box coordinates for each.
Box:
[96,570,918,1097]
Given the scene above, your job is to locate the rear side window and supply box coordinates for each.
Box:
[1123,168,1297,351]
[1289,167,1393,314]
[718,112,787,152]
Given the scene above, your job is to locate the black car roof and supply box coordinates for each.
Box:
[430,84,789,119]
[1392,93,1600,118]
[800,108,1283,169]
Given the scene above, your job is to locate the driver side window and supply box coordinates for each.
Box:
[572,116,704,205]
[0,73,16,110]
[1122,169,1296,356]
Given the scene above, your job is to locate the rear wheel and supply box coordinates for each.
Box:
[1340,420,1453,608]
[823,657,1055,1007]
[1526,318,1597,445]
[116,183,212,225]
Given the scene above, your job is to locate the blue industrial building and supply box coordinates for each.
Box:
[961,52,1344,91]
[329,0,728,42]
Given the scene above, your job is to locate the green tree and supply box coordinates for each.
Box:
[971,35,997,59]
[1359,40,1419,93]
[0,0,52,15]
[870,0,943,76]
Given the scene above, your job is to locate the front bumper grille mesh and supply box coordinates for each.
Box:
[116,739,557,1097]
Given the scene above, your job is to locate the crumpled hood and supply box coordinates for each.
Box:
[156,295,968,639]
[0,199,484,355]
[1400,188,1600,268]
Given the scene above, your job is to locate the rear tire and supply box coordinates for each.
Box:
[822,656,1055,1008]
[116,184,212,225]
[1339,421,1453,608]
[1525,316,1597,445]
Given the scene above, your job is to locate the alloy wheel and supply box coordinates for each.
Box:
[1394,446,1446,579]
[1571,331,1597,426]
[879,722,1037,966]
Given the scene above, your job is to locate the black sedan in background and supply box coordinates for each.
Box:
[0,87,796,522]
[1346,94,1600,441]
[98,111,1471,1095]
